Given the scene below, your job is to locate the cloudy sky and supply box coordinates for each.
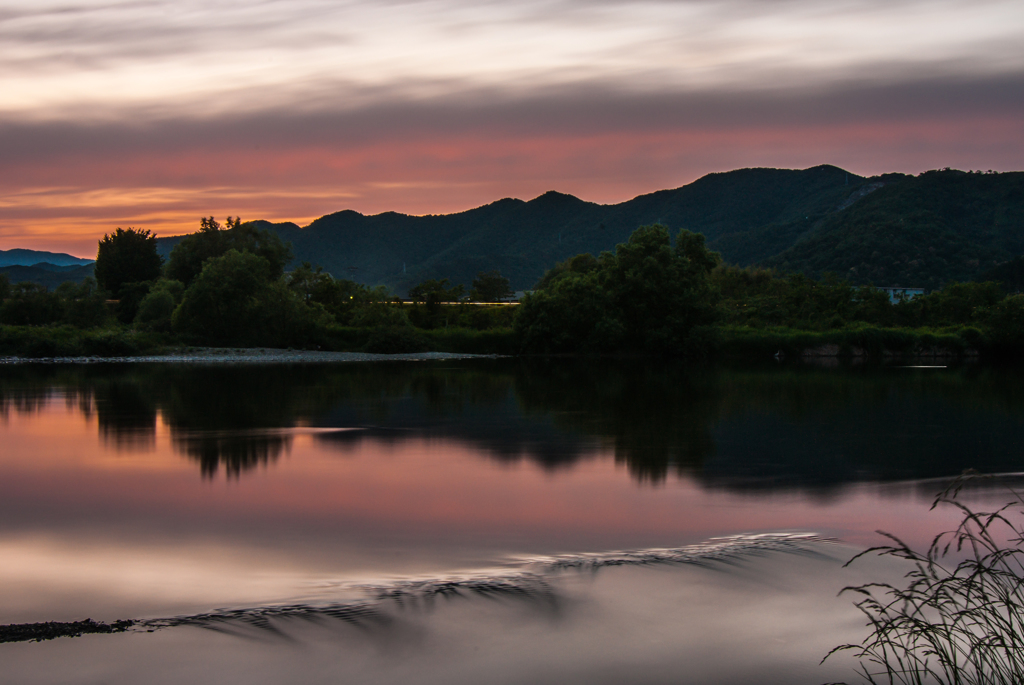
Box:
[2,0,1022,255]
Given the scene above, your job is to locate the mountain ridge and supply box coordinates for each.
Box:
[0,249,94,268]
[157,164,881,293]
[1,165,1001,295]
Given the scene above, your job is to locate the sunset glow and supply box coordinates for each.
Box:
[1,0,1022,255]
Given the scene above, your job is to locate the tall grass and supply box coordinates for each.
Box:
[827,476,1024,684]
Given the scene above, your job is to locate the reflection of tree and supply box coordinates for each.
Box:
[512,359,720,482]
[0,389,52,418]
[172,431,290,478]
[5,361,1024,487]
[697,364,1024,490]
[94,382,156,450]
[157,367,310,478]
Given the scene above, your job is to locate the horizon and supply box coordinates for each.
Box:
[4,163,1020,260]
[2,0,1022,257]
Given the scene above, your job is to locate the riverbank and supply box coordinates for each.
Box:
[0,348,503,364]
[0,322,1016,361]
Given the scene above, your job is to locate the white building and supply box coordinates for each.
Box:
[878,286,925,303]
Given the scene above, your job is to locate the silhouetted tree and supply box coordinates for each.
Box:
[165,217,292,287]
[172,250,325,346]
[286,262,367,324]
[515,224,720,355]
[94,227,162,294]
[408,278,464,303]
[469,270,512,302]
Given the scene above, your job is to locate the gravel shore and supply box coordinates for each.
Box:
[0,348,504,364]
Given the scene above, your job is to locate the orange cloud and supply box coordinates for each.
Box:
[1,112,1020,256]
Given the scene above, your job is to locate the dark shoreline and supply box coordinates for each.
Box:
[0,619,135,644]
[0,349,503,364]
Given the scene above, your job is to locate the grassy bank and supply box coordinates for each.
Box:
[316,325,517,355]
[0,324,518,358]
[0,325,166,357]
[0,321,1012,360]
[717,323,987,360]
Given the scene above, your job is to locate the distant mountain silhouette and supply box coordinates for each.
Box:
[0,249,93,268]
[146,165,1023,294]
[154,165,864,292]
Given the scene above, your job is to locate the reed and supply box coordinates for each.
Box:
[826,476,1024,685]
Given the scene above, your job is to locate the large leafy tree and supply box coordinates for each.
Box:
[166,217,292,287]
[469,270,512,302]
[172,250,324,346]
[515,224,720,355]
[94,227,163,294]
[408,278,464,303]
[285,262,368,324]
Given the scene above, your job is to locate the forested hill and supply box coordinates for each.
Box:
[155,166,1024,293]
[764,170,1024,290]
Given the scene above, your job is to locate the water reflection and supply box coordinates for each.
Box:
[1,360,1023,487]
[512,359,719,480]
[95,382,156,450]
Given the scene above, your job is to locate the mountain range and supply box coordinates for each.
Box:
[157,165,1022,293]
[0,249,93,268]
[0,250,95,290]
[6,166,1022,294]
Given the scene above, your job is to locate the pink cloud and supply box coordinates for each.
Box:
[1,107,1020,256]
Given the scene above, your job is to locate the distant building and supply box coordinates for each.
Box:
[878,286,925,303]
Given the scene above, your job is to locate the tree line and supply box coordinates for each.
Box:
[1,217,1022,357]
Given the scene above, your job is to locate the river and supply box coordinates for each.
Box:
[2,358,1022,684]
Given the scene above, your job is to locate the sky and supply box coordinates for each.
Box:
[1,0,1022,256]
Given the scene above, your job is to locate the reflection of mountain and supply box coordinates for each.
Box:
[1,360,1024,488]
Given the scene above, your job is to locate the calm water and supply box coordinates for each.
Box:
[2,358,1023,685]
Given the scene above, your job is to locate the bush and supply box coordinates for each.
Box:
[422,327,517,355]
[172,250,327,347]
[0,325,160,357]
[0,283,63,326]
[364,326,430,354]
[987,295,1024,354]
[56,279,112,329]
[135,280,184,332]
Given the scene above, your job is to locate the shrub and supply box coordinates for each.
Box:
[0,283,63,326]
[135,279,184,332]
[364,326,430,354]
[172,250,327,347]
[55,278,112,329]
